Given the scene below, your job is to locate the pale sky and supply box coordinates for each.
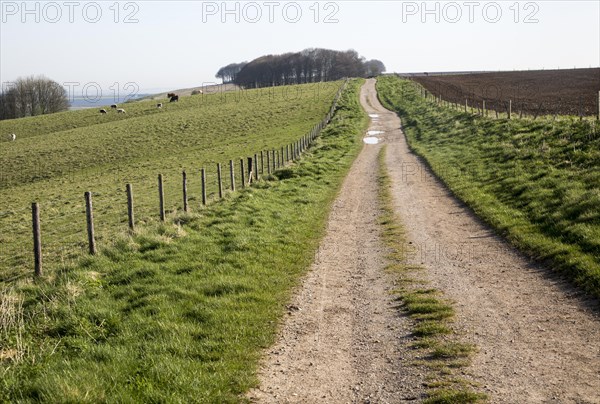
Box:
[1,0,599,96]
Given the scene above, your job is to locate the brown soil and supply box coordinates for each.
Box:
[249,79,600,403]
[412,68,600,116]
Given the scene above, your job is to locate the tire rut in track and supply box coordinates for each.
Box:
[248,80,425,403]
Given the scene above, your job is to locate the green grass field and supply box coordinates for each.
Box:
[377,76,600,298]
[0,82,343,282]
[0,79,368,401]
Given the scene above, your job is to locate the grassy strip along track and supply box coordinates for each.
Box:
[377,76,600,298]
[377,146,486,403]
[0,80,368,402]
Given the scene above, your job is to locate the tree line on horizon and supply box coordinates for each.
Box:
[216,48,386,88]
[0,76,69,120]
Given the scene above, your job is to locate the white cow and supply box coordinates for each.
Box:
[8,134,16,141]
[117,108,126,114]
[157,103,163,108]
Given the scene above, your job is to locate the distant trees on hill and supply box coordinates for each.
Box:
[364,59,387,77]
[0,76,69,120]
[215,62,248,84]
[217,48,385,88]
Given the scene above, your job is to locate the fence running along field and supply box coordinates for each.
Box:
[2,81,348,283]
[405,76,600,122]
[405,68,600,120]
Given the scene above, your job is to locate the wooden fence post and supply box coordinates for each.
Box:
[217,163,223,198]
[182,171,189,212]
[230,160,235,191]
[85,191,96,255]
[281,147,284,166]
[482,100,486,117]
[248,157,254,185]
[32,202,42,277]
[126,183,134,231]
[465,98,468,112]
[508,100,512,120]
[286,144,290,162]
[260,151,264,174]
[254,154,258,181]
[240,159,246,188]
[158,174,165,221]
[201,168,207,206]
[272,150,276,171]
[266,150,271,174]
[597,91,600,120]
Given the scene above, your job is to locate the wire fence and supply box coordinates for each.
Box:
[403,76,600,122]
[1,80,348,284]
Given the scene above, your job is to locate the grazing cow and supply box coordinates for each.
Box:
[8,133,16,141]
[167,93,176,98]
[157,103,163,108]
[111,104,118,109]
[117,108,126,114]
[170,95,179,102]
[100,109,107,114]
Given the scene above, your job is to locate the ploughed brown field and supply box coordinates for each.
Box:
[410,68,600,117]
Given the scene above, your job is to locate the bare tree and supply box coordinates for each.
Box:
[0,75,69,120]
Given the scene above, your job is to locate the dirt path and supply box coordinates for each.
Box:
[250,79,600,403]
[248,82,425,403]
[360,79,600,403]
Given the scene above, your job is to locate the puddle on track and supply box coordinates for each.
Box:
[367,130,384,136]
[363,137,379,144]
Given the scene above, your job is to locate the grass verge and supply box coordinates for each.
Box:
[0,79,368,402]
[377,145,486,403]
[376,76,600,298]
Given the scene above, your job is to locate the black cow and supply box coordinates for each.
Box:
[170,95,179,102]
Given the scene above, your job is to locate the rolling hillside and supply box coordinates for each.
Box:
[0,81,343,281]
